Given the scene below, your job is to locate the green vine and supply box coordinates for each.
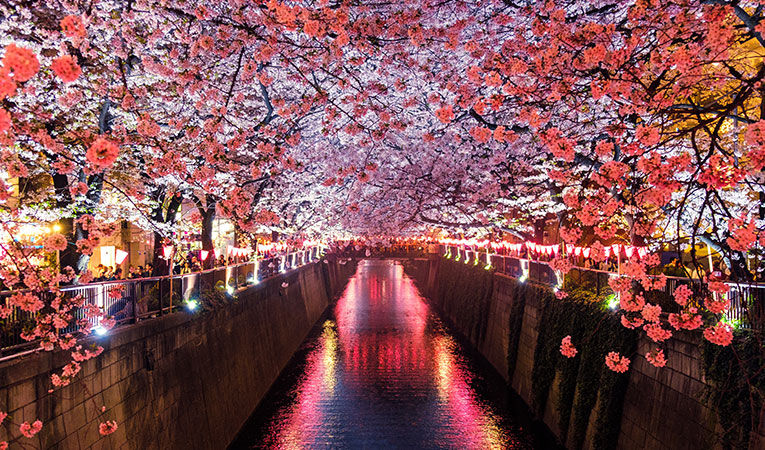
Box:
[432,259,494,342]
[506,279,526,379]
[702,329,764,450]
[529,278,637,450]
[416,257,763,450]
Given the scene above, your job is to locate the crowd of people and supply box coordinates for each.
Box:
[90,251,250,281]
[92,264,154,281]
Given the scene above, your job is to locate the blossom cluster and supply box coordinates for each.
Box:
[605,352,630,373]
[559,335,577,358]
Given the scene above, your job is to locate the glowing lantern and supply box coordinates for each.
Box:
[582,248,591,258]
[115,249,128,265]
[625,246,635,258]
[574,247,582,257]
[162,245,174,259]
[637,247,648,259]
[200,250,209,261]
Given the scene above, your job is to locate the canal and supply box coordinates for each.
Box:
[231,259,553,449]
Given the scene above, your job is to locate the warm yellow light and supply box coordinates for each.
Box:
[52,224,61,232]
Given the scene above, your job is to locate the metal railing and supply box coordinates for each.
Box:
[332,244,428,258]
[444,245,763,329]
[0,247,323,356]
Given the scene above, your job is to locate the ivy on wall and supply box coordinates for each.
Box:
[416,256,763,450]
[702,330,764,450]
[432,259,494,344]
[529,282,637,450]
[428,260,637,450]
[506,280,526,380]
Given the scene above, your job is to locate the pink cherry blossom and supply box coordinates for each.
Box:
[99,420,118,436]
[85,138,120,170]
[646,348,667,368]
[703,322,734,346]
[605,352,630,373]
[559,335,577,358]
[51,56,81,83]
[19,420,42,438]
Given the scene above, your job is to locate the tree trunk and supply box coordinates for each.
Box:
[150,190,183,276]
[200,205,215,269]
[192,194,217,269]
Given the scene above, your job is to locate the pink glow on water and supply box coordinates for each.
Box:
[255,260,530,448]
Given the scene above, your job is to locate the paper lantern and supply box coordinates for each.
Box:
[604,246,611,258]
[637,247,648,259]
[214,248,220,259]
[582,248,591,258]
[162,245,174,258]
[574,247,582,257]
[552,244,560,256]
[115,249,128,264]
[200,250,209,261]
[625,246,635,258]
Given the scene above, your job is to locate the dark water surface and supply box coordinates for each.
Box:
[231,259,550,449]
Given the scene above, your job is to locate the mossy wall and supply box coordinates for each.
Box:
[404,257,763,450]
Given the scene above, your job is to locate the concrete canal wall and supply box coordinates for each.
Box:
[0,259,357,449]
[404,257,764,450]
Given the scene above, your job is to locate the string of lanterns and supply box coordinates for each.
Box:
[227,245,253,258]
[439,238,648,260]
[104,238,326,268]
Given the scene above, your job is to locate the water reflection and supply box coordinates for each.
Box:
[234,260,535,449]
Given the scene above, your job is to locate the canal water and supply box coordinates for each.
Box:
[231,259,551,449]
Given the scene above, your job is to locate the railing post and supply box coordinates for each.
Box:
[596,272,601,296]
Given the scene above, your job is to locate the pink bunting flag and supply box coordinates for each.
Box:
[115,249,128,264]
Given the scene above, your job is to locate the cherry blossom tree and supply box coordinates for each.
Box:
[1,0,764,445]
